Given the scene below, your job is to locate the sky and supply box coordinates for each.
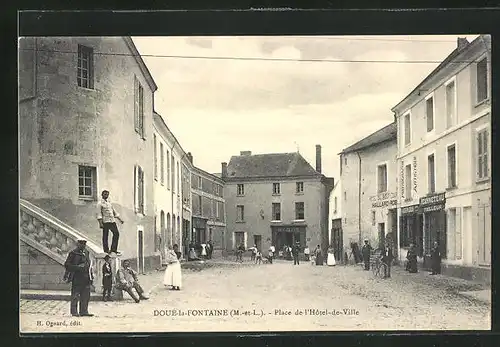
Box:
[132,35,478,180]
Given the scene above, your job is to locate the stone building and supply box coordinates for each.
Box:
[222,146,334,256]
[19,37,159,290]
[338,122,398,259]
[392,36,491,283]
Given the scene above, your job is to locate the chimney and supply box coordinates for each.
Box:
[221,162,228,178]
[457,37,469,50]
[315,144,322,173]
[240,151,252,156]
[187,152,193,164]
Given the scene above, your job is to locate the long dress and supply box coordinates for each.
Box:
[327,249,336,266]
[163,250,182,288]
[315,249,323,265]
[201,244,207,256]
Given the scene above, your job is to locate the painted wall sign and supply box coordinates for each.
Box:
[372,199,397,208]
[421,203,446,213]
[369,192,397,202]
[419,192,446,207]
[401,204,419,216]
[400,161,405,199]
[412,156,418,193]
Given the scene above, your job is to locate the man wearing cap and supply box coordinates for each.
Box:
[97,190,124,256]
[361,239,372,271]
[292,241,301,265]
[64,239,94,317]
[115,259,149,303]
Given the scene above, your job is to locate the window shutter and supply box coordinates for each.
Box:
[134,77,139,132]
[484,131,489,177]
[134,165,138,213]
[142,167,146,215]
[244,232,248,249]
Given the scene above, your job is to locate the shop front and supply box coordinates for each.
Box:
[271,225,307,252]
[399,204,423,257]
[420,192,446,269]
[192,216,208,245]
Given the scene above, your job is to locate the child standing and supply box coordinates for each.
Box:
[102,254,113,301]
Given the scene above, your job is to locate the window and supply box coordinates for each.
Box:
[404,113,411,145]
[344,157,347,165]
[477,128,489,180]
[446,80,456,129]
[215,200,220,218]
[78,165,96,199]
[237,184,245,196]
[426,96,434,132]
[77,45,93,89]
[160,143,164,185]
[177,162,180,195]
[344,191,347,201]
[236,205,245,222]
[447,208,462,260]
[134,76,145,138]
[272,203,281,221]
[447,145,457,188]
[296,182,304,193]
[295,202,305,220]
[377,164,388,193]
[371,211,376,226]
[171,156,176,193]
[135,165,145,214]
[428,154,435,193]
[272,183,280,194]
[153,135,158,180]
[234,231,246,249]
[166,150,170,189]
[405,164,412,199]
[198,195,202,215]
[198,176,202,189]
[334,197,338,213]
[477,58,488,103]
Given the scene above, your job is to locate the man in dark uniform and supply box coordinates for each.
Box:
[64,239,94,317]
[292,242,301,265]
[381,243,394,278]
[361,239,372,270]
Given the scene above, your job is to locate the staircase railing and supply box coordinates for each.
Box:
[19,198,108,293]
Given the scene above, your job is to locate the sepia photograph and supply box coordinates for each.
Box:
[18,32,491,332]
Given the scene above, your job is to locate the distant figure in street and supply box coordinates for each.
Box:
[327,245,336,266]
[250,244,257,262]
[201,243,207,259]
[164,245,182,290]
[361,240,372,271]
[314,245,323,265]
[97,190,124,256]
[430,241,441,275]
[267,247,274,264]
[64,239,94,317]
[207,240,214,259]
[381,243,394,278]
[116,260,149,303]
[102,254,113,301]
[304,245,310,261]
[173,244,182,260]
[292,242,301,265]
[237,243,245,262]
[270,245,276,261]
[255,250,263,264]
[406,243,418,273]
[350,241,362,263]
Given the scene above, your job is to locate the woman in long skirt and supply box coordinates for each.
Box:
[327,246,336,266]
[164,246,182,290]
[314,245,323,265]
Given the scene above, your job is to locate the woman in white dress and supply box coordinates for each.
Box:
[327,246,337,266]
[163,245,182,290]
[201,243,207,259]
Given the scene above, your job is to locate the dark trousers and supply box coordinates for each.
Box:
[118,282,145,302]
[293,254,299,265]
[363,257,370,270]
[102,222,120,253]
[70,283,91,315]
[384,262,391,278]
[102,278,112,300]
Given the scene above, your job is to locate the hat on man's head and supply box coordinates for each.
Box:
[77,239,87,244]
[104,254,110,260]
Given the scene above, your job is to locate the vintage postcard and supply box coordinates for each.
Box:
[19,32,491,333]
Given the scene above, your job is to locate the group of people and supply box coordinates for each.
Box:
[360,239,394,278]
[187,241,214,261]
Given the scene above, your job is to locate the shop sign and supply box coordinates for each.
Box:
[273,226,305,233]
[370,191,397,208]
[419,192,446,207]
[421,203,446,213]
[412,156,418,193]
[401,204,419,216]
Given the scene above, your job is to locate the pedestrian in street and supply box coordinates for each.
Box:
[102,254,113,302]
[314,245,324,266]
[250,244,257,262]
[361,239,372,271]
[64,239,94,317]
[270,244,276,261]
[381,243,394,278]
[173,243,182,260]
[406,243,418,273]
[201,242,207,259]
[207,240,214,259]
[430,241,441,275]
[292,242,301,265]
[326,245,336,266]
[237,243,245,262]
[255,250,263,264]
[96,190,124,256]
[267,247,274,264]
[304,245,310,261]
[116,260,149,303]
[163,245,183,290]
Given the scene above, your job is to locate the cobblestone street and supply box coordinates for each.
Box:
[20,261,490,332]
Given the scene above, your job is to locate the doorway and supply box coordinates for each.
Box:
[378,223,385,249]
[331,218,343,262]
[138,229,144,274]
[253,235,262,251]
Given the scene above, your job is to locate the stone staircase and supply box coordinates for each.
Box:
[19,199,121,297]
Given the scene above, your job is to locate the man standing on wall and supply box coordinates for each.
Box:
[97,190,124,256]
[64,239,94,317]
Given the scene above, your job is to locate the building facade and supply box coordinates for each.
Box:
[223,146,334,256]
[190,167,226,253]
[19,36,159,273]
[392,36,491,283]
[339,123,399,260]
[328,181,343,261]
